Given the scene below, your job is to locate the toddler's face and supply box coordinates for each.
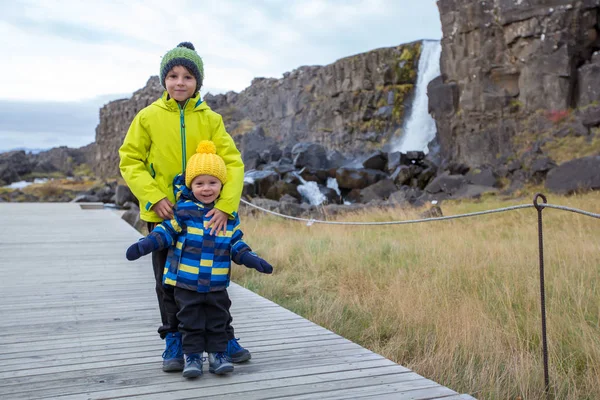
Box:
[165,66,197,102]
[190,175,222,204]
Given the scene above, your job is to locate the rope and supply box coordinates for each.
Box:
[240,199,600,226]
[240,198,535,226]
[539,203,600,219]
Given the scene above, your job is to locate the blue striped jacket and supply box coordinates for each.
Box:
[145,174,251,293]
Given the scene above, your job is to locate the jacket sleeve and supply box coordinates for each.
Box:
[230,214,251,264]
[119,112,167,213]
[211,115,244,217]
[148,212,184,251]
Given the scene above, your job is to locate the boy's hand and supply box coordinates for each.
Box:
[240,252,273,274]
[206,208,228,236]
[126,238,155,260]
[152,198,174,220]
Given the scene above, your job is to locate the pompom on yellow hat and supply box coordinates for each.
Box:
[185,141,228,187]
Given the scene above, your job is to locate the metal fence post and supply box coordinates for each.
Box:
[533,193,550,399]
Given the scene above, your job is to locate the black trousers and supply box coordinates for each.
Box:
[165,287,231,354]
[149,228,235,340]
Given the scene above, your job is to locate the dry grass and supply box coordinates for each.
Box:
[232,192,600,400]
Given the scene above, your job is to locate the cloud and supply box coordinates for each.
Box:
[0,95,126,152]
[1,0,441,150]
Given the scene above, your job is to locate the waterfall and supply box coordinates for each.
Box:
[294,171,327,206]
[392,40,442,153]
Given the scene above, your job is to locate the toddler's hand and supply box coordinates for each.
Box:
[126,238,155,260]
[240,252,273,274]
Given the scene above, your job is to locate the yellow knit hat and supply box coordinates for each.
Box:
[185,141,227,187]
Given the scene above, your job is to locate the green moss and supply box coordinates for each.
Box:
[22,171,66,180]
[395,42,421,84]
[73,163,92,177]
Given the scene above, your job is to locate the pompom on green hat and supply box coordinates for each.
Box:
[159,42,204,94]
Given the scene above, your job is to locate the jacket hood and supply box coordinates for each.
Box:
[153,91,210,112]
[173,173,194,202]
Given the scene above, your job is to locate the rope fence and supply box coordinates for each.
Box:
[241,193,600,399]
[240,198,599,226]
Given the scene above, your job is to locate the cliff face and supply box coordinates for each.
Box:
[207,42,422,154]
[92,42,422,178]
[431,0,600,168]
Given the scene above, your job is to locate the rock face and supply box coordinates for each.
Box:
[208,42,422,156]
[91,43,422,178]
[0,146,95,186]
[432,0,600,172]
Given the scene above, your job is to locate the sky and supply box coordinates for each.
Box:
[0,0,442,152]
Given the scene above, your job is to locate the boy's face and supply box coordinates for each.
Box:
[165,65,197,102]
[190,175,222,204]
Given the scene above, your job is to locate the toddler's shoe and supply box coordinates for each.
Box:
[208,352,234,375]
[162,332,184,372]
[226,337,251,363]
[182,354,204,378]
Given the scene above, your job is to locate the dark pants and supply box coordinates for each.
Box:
[165,287,230,354]
[149,223,235,340]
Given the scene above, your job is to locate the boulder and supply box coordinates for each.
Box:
[545,156,600,194]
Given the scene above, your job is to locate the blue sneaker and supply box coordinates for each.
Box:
[162,332,184,372]
[182,353,204,378]
[226,338,251,363]
[208,352,234,374]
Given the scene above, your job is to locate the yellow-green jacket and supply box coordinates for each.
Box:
[119,91,244,223]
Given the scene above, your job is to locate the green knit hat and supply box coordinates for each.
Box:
[159,42,204,94]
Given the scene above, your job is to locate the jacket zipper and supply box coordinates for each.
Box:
[179,99,189,173]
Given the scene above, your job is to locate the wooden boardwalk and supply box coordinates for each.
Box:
[0,203,475,400]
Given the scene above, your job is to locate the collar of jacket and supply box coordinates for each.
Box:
[157,91,208,112]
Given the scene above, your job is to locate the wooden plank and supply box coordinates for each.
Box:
[0,203,471,399]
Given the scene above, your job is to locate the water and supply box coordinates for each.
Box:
[3,178,48,189]
[296,172,327,206]
[392,40,442,153]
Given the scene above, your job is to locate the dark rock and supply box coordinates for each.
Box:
[425,174,468,195]
[71,194,101,203]
[581,105,600,128]
[391,165,413,186]
[447,162,470,175]
[577,53,600,106]
[466,168,498,187]
[279,194,299,203]
[529,156,557,184]
[545,156,600,194]
[244,170,279,197]
[327,150,349,169]
[115,185,137,207]
[291,142,329,169]
[420,205,443,219]
[454,184,499,199]
[405,151,425,163]
[320,186,342,205]
[265,181,301,201]
[387,190,410,206]
[122,204,146,233]
[428,76,458,117]
[417,165,438,189]
[0,151,33,185]
[335,168,388,190]
[362,151,388,171]
[359,179,398,203]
